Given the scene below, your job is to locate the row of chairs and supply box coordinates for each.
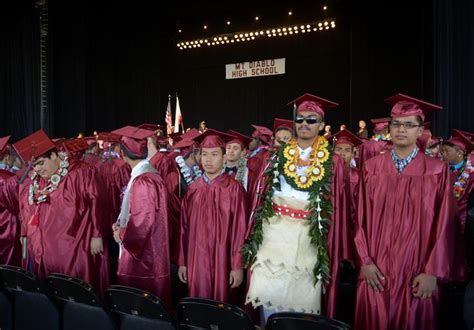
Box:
[0,264,351,329]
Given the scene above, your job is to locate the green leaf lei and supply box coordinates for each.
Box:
[242,141,333,286]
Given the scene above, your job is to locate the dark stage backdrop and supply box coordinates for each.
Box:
[0,0,472,140]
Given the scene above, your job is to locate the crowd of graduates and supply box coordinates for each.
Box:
[0,92,473,329]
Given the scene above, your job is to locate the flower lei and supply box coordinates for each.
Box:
[242,136,333,286]
[372,133,391,142]
[281,137,330,191]
[453,159,474,199]
[235,157,248,184]
[28,152,69,205]
[175,155,202,186]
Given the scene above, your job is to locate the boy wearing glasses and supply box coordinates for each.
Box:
[354,94,456,330]
[245,94,351,321]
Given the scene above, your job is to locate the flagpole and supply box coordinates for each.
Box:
[177,92,185,133]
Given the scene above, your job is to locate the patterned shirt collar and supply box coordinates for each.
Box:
[202,170,224,185]
[391,146,419,174]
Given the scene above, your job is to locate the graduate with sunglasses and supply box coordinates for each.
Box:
[244,94,352,322]
[354,94,457,330]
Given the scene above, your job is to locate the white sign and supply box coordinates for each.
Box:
[225,58,286,79]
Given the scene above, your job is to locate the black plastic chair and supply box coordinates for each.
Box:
[266,312,351,330]
[0,265,59,330]
[105,285,175,330]
[0,289,12,330]
[46,273,115,330]
[176,297,254,330]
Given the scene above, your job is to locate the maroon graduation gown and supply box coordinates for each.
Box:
[179,173,247,303]
[358,140,392,169]
[350,167,360,223]
[19,160,110,293]
[117,172,171,308]
[324,155,353,318]
[149,151,172,177]
[0,170,21,265]
[96,157,131,227]
[354,152,456,330]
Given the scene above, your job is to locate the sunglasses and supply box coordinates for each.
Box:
[294,116,322,125]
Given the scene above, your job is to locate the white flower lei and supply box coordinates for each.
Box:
[28,152,69,205]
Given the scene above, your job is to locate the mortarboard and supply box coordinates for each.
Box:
[0,136,11,156]
[370,117,391,133]
[251,124,273,145]
[330,129,364,148]
[13,129,56,163]
[138,123,162,132]
[385,93,442,122]
[445,129,474,154]
[287,93,338,117]
[193,129,233,149]
[227,130,252,149]
[111,126,155,157]
[273,118,294,133]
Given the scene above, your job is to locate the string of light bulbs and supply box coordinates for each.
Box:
[177,19,336,50]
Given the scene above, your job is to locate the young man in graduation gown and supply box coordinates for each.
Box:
[12,129,110,292]
[273,118,294,148]
[225,130,253,192]
[331,129,364,222]
[83,136,101,166]
[247,124,273,177]
[96,132,131,227]
[354,94,456,330]
[0,136,21,266]
[112,126,171,307]
[244,94,352,320]
[358,117,392,169]
[162,129,202,264]
[442,130,474,232]
[178,129,248,303]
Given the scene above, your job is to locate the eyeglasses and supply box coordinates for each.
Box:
[294,116,322,125]
[389,121,422,129]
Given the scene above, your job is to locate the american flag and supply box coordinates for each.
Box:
[165,95,173,135]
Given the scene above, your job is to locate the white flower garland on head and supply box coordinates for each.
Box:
[28,152,69,205]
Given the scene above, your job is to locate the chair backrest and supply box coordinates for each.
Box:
[46,273,114,330]
[0,265,46,293]
[0,291,12,330]
[0,265,59,330]
[46,273,102,307]
[105,285,175,329]
[266,312,351,330]
[177,297,254,330]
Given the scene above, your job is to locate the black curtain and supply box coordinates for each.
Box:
[433,0,474,137]
[1,0,473,140]
[0,0,40,140]
[49,0,167,138]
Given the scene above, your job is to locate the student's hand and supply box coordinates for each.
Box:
[412,274,437,299]
[90,237,104,255]
[229,269,244,288]
[178,266,188,283]
[361,263,385,291]
[112,224,121,243]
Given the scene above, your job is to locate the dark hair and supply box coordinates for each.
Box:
[32,148,58,165]
[120,144,147,160]
[275,127,293,134]
[39,148,57,159]
[415,116,423,126]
